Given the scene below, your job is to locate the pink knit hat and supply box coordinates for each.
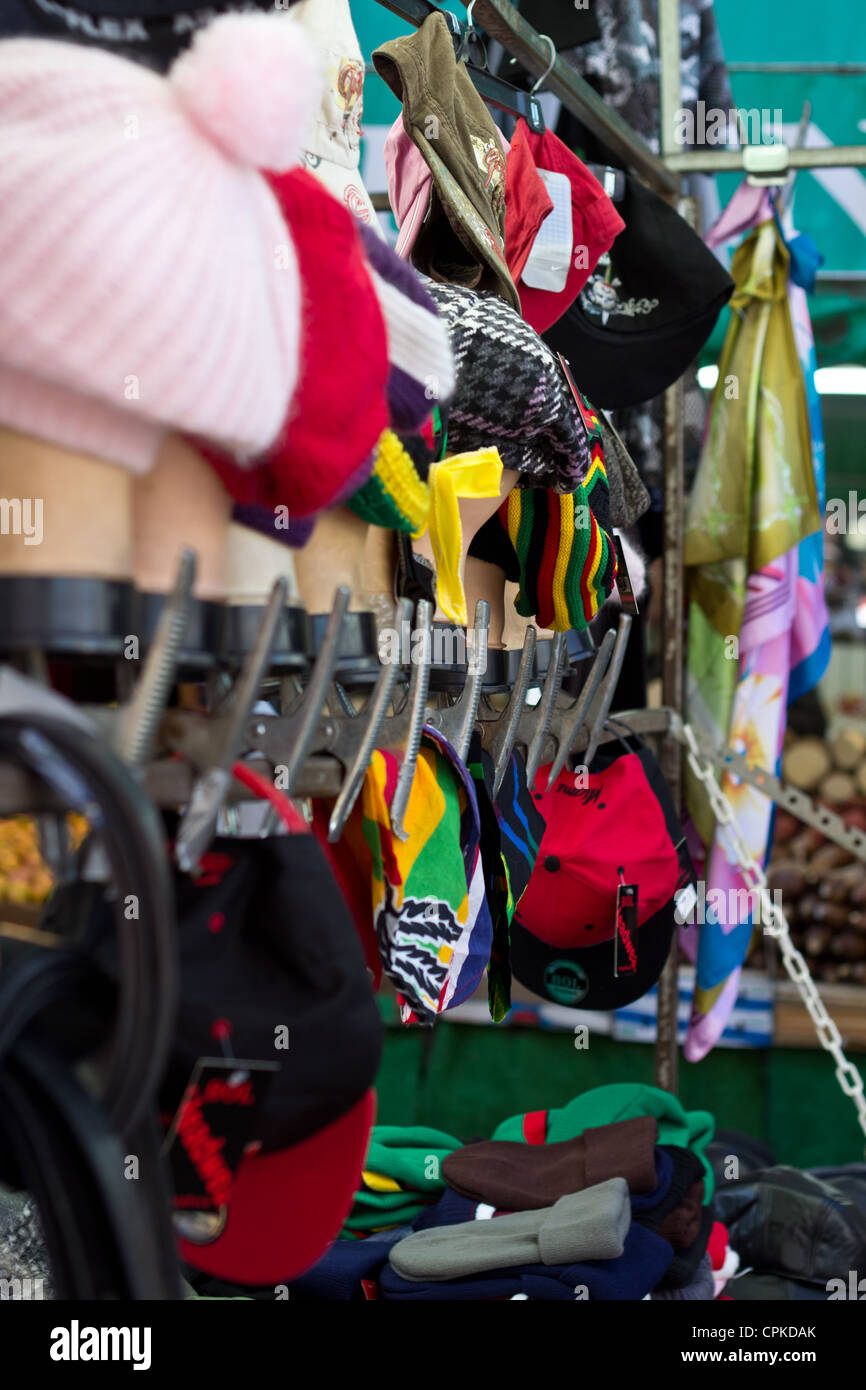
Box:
[0,13,321,473]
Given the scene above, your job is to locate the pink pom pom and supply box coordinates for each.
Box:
[171,12,322,172]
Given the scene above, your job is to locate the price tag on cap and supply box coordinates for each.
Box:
[614,871,639,977]
[163,1056,279,1245]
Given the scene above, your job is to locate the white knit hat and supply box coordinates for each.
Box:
[0,12,321,473]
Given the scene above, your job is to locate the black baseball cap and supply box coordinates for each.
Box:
[543,174,734,409]
[162,833,383,1285]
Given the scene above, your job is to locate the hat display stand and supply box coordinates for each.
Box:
[0,430,135,675]
[218,523,310,676]
[132,589,224,678]
[130,436,231,684]
[411,466,520,691]
[411,468,521,626]
[294,507,384,685]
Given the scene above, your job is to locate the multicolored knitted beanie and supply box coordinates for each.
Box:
[346,429,431,532]
[503,483,616,632]
[467,387,616,630]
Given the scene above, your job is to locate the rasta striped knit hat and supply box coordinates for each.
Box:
[470,393,616,631]
[505,475,616,632]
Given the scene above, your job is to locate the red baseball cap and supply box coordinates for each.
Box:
[518,754,680,947]
[504,118,553,285]
[176,1090,376,1285]
[511,744,696,1010]
[518,128,624,334]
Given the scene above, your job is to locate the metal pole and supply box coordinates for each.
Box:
[727,62,866,75]
[658,0,682,160]
[656,373,684,1097]
[665,144,866,173]
[655,0,685,1097]
[472,0,678,195]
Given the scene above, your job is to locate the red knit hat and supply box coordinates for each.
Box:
[198,167,389,517]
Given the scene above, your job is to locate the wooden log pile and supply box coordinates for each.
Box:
[766,728,866,984]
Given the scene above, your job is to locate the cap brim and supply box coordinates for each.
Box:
[395,177,432,258]
[304,155,382,235]
[510,900,675,1012]
[177,1089,376,1286]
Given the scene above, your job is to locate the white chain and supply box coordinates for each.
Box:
[681,720,866,1144]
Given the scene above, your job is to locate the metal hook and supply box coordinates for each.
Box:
[489,625,536,797]
[455,599,489,762]
[391,598,433,841]
[583,613,633,767]
[330,681,359,718]
[529,34,556,95]
[456,0,479,63]
[281,586,350,798]
[116,547,197,770]
[525,630,567,786]
[327,597,413,842]
[431,600,491,763]
[175,577,287,873]
[545,627,616,788]
[780,99,812,212]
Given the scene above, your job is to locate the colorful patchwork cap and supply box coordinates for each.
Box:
[350,728,492,1023]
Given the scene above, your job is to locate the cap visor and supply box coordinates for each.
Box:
[511,903,674,1012]
[177,1088,376,1286]
[305,156,382,234]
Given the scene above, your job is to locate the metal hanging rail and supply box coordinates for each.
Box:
[470,0,866,181]
[471,0,678,194]
[667,145,866,174]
